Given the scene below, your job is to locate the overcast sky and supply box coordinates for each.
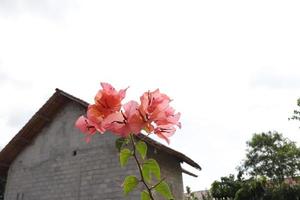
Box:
[1,0,300,191]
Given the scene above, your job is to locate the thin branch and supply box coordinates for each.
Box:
[150,177,166,190]
[130,134,155,200]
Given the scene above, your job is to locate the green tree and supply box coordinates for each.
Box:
[211,175,300,200]
[240,131,300,183]
[289,98,300,123]
[209,132,300,200]
[264,182,300,200]
[210,174,242,199]
[234,177,266,200]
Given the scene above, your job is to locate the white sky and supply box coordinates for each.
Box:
[1,0,300,191]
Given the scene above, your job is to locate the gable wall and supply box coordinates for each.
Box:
[4,102,183,200]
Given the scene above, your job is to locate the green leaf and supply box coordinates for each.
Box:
[115,137,126,152]
[141,190,151,200]
[120,148,132,167]
[123,175,139,195]
[136,141,147,159]
[154,181,174,199]
[142,159,161,182]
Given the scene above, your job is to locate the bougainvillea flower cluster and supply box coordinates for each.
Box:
[75,82,181,143]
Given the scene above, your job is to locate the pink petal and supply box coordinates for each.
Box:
[87,105,104,124]
[101,82,115,92]
[168,112,181,128]
[75,116,96,134]
[124,100,139,118]
[102,112,125,133]
[119,87,129,100]
[154,124,177,144]
[128,115,144,134]
[94,90,103,103]
[156,131,170,144]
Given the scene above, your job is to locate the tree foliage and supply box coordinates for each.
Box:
[211,175,300,200]
[210,174,241,199]
[264,183,300,200]
[240,131,300,182]
[289,98,300,122]
[210,131,300,200]
[234,177,266,200]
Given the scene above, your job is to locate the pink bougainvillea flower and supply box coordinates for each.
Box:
[94,82,127,117]
[75,82,127,141]
[154,124,176,144]
[75,116,96,134]
[74,105,107,141]
[155,107,181,128]
[76,83,181,144]
[103,101,145,137]
[86,105,106,133]
[139,89,171,121]
[138,89,171,133]
[138,89,181,143]
[75,116,97,143]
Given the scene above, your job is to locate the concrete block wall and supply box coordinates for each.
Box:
[4,102,183,200]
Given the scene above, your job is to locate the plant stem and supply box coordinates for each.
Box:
[130,134,155,200]
[150,177,165,190]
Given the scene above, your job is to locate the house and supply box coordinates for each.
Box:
[0,89,201,200]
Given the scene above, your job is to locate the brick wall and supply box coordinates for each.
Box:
[4,102,183,200]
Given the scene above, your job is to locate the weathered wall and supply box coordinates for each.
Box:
[4,101,183,200]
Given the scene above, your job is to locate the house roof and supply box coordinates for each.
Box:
[0,89,201,176]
